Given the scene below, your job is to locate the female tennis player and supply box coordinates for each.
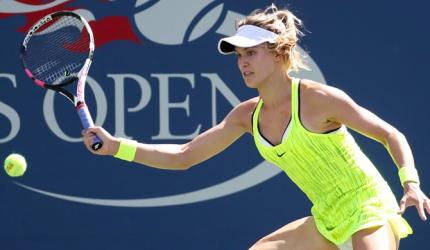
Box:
[82,4,429,250]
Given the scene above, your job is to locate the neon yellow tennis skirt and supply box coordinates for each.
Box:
[311,180,412,245]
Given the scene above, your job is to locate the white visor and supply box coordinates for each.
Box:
[218,25,279,54]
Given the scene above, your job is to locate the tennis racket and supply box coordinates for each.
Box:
[20,11,102,150]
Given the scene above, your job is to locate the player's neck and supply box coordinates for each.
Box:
[258,73,292,108]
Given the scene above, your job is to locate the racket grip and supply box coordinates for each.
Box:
[77,103,103,151]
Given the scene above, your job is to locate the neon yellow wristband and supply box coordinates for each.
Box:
[114,138,137,162]
[398,166,420,187]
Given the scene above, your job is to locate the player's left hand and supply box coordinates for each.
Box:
[399,182,430,221]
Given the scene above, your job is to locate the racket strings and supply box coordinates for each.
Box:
[23,15,91,85]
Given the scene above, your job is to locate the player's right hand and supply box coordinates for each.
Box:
[82,126,119,156]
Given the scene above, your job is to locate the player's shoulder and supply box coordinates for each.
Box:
[233,97,259,114]
[239,96,260,107]
[299,79,346,102]
[226,97,259,132]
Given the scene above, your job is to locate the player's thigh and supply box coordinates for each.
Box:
[249,216,338,250]
[352,223,399,250]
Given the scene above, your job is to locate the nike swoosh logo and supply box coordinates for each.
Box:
[277,152,286,157]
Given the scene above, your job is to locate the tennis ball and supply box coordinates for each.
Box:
[4,153,27,177]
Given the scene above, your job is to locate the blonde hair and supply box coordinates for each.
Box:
[236,4,309,72]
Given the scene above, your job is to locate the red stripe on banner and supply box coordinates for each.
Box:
[0,13,15,19]
[90,16,141,47]
[64,30,91,53]
[15,0,57,5]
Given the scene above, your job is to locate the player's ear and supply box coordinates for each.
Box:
[273,52,283,62]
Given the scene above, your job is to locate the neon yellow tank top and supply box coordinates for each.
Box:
[252,78,412,245]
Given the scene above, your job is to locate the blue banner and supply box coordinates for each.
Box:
[1,1,429,249]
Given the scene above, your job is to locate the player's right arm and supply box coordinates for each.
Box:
[82,98,257,170]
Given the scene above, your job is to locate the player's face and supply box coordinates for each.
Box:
[235,45,277,88]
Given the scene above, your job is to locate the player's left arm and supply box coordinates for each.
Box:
[315,83,430,220]
[320,85,412,166]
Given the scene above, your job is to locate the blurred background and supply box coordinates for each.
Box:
[1,1,429,249]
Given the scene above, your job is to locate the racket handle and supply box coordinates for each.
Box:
[76,103,103,151]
